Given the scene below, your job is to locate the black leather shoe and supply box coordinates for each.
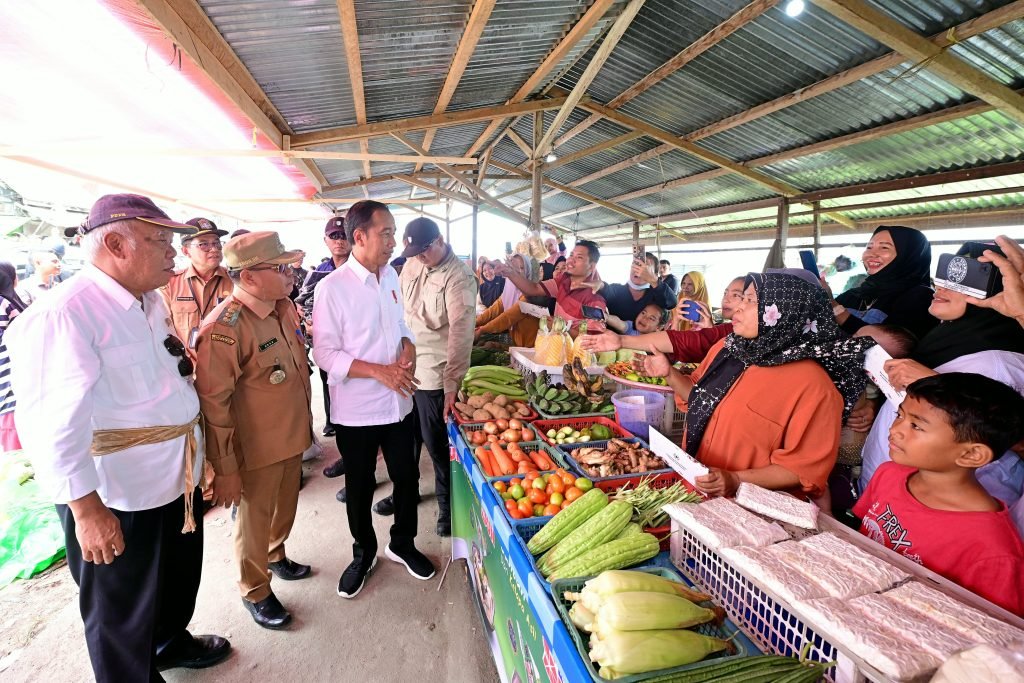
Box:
[373,492,421,516]
[323,458,345,478]
[243,593,292,630]
[322,425,336,437]
[269,557,311,581]
[155,634,231,671]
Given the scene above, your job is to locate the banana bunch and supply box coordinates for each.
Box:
[525,364,614,416]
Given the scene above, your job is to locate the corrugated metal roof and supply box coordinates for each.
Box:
[198,0,358,132]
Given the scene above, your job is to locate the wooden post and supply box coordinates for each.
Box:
[776,198,790,254]
[812,201,822,259]
[471,203,479,266]
[445,199,451,243]
[532,111,544,233]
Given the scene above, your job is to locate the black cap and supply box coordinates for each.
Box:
[401,217,441,258]
[184,217,228,241]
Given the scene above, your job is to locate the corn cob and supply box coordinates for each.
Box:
[591,592,720,637]
[589,628,732,678]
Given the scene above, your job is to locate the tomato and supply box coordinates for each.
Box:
[555,468,570,479]
[564,486,583,502]
[528,488,546,504]
[508,484,525,500]
[575,477,594,492]
[509,478,522,487]
[548,476,566,494]
[524,470,539,481]
[561,473,576,487]
[509,508,525,520]
[560,499,571,509]
[543,504,561,516]
[504,498,518,513]
[517,499,534,517]
[493,481,507,493]
[549,492,564,506]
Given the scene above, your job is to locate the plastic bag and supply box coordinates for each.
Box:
[533,316,570,367]
[930,642,1024,683]
[0,451,66,587]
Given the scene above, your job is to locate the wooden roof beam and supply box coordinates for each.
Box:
[291,97,569,148]
[462,0,618,157]
[415,0,496,173]
[810,0,1024,127]
[335,0,372,184]
[535,0,646,158]
[555,0,779,149]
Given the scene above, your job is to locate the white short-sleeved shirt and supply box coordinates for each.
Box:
[7,266,203,511]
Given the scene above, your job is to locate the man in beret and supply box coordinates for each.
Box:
[8,194,230,681]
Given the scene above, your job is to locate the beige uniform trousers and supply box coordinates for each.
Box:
[235,453,302,602]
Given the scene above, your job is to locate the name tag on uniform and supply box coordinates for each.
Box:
[258,338,279,352]
[211,334,235,345]
[176,296,195,301]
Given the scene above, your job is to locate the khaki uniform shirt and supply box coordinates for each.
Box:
[161,264,232,355]
[400,249,477,393]
[194,288,313,475]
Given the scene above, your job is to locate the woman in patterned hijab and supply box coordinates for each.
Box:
[644,270,874,498]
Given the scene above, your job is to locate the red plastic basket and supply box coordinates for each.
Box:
[531,416,633,446]
[595,472,696,551]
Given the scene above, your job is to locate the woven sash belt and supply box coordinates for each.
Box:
[90,413,203,533]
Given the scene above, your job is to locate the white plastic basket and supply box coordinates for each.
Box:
[670,515,1024,683]
[509,347,603,384]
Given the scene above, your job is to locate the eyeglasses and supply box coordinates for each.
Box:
[163,335,194,377]
[326,231,347,241]
[248,263,290,274]
[189,241,223,252]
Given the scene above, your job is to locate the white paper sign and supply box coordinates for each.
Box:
[648,427,708,487]
[864,345,906,406]
[518,301,550,318]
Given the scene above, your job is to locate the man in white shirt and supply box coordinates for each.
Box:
[6,194,230,681]
[313,200,436,598]
[17,249,62,305]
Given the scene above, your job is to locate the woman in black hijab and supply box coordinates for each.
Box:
[829,225,937,339]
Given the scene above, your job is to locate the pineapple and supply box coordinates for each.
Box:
[534,316,570,366]
[570,321,595,368]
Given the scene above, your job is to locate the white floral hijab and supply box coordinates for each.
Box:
[684,271,874,455]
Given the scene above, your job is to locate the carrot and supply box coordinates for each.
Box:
[475,446,496,477]
[529,449,556,470]
[507,445,526,463]
[517,461,537,474]
[491,441,516,476]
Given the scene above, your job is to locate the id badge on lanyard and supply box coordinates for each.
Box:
[188,326,200,349]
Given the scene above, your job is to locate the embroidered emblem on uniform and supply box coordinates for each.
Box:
[211,334,236,345]
[258,337,279,352]
[217,302,241,327]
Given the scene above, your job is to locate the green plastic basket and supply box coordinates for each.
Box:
[550,567,747,683]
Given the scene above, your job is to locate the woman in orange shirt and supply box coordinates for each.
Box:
[643,270,873,499]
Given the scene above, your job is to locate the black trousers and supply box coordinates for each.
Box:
[57,488,204,683]
[336,413,418,564]
[413,389,450,516]
[319,368,335,428]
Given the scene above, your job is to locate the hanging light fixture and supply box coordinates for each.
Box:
[545,153,558,163]
[784,0,805,17]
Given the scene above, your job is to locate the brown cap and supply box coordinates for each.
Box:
[223,231,302,270]
[324,216,346,237]
[64,193,195,238]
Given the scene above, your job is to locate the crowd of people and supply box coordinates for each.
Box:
[4,199,1024,680]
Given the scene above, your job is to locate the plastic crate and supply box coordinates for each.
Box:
[452,402,539,425]
[550,567,747,683]
[670,525,843,682]
[466,440,566,481]
[510,347,603,385]
[558,439,674,484]
[458,422,545,450]
[532,417,634,447]
[594,472,689,551]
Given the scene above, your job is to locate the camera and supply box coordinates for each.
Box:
[934,248,999,299]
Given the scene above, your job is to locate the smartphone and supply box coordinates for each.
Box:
[934,251,999,299]
[504,241,513,256]
[632,242,645,261]
[799,250,819,276]
[581,305,606,321]
[681,300,702,322]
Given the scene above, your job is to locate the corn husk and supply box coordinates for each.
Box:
[590,628,730,678]
[591,592,717,637]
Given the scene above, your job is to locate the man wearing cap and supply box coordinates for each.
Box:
[194,231,314,630]
[161,217,232,362]
[7,194,230,681]
[313,200,435,598]
[297,216,350,442]
[381,218,475,536]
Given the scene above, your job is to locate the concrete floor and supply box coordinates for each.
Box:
[0,384,499,683]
